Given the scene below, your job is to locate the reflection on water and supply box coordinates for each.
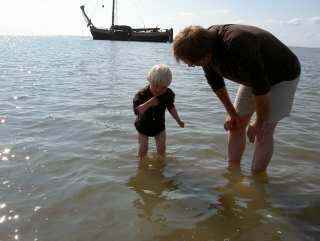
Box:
[126,155,180,223]
[125,155,300,241]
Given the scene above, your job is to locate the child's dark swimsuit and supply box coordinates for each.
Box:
[133,85,175,137]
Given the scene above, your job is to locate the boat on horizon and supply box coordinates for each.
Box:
[80,0,173,43]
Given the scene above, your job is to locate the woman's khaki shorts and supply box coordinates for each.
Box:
[234,76,300,123]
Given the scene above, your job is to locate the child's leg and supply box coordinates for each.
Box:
[137,132,149,155]
[154,130,166,154]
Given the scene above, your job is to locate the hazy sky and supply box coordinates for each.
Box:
[1,0,319,47]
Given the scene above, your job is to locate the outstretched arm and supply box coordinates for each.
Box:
[169,107,185,128]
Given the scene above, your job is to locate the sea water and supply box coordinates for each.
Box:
[0,36,319,241]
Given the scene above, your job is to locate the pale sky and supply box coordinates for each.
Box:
[1,0,319,48]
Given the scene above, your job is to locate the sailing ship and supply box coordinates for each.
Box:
[80,1,173,43]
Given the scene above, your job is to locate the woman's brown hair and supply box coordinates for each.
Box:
[172,26,215,63]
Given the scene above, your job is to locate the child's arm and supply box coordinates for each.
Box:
[136,97,158,115]
[169,107,185,128]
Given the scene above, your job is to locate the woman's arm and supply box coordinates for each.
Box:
[214,86,240,131]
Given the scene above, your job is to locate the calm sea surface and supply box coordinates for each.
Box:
[0,36,319,241]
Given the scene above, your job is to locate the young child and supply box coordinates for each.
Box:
[133,64,185,155]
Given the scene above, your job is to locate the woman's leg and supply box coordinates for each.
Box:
[154,130,166,154]
[137,132,149,155]
[251,122,278,173]
[227,113,253,164]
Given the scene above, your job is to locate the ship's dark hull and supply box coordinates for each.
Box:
[90,27,173,43]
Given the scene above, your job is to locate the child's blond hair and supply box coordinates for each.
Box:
[147,64,172,87]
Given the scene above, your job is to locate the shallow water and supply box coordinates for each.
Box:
[0,36,319,241]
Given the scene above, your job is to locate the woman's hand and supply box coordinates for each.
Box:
[224,112,241,131]
[247,118,266,143]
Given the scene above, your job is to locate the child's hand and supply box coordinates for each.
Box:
[136,97,158,115]
[148,97,158,107]
[178,120,185,128]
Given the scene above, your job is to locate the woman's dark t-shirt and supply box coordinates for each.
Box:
[203,24,301,96]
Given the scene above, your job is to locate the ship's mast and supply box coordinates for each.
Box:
[111,0,115,31]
